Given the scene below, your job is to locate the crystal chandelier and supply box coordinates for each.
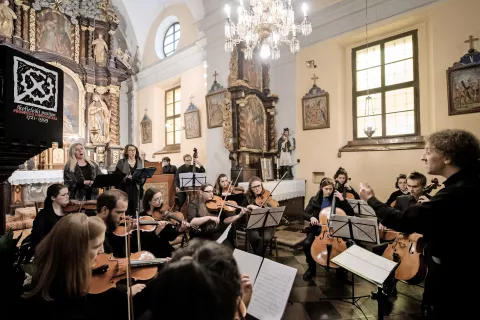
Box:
[224,0,312,60]
[33,0,102,24]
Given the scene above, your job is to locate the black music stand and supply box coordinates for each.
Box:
[132,167,156,251]
[319,214,381,314]
[179,172,207,188]
[347,199,376,216]
[246,206,286,258]
[91,173,124,190]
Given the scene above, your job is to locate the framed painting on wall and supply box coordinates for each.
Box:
[260,157,274,181]
[447,59,480,115]
[302,85,330,130]
[184,108,201,139]
[205,89,226,128]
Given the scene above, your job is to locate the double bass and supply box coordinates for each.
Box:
[180,148,200,216]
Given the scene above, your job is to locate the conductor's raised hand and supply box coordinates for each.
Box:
[359,182,375,201]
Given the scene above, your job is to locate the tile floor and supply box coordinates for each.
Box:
[241,219,425,320]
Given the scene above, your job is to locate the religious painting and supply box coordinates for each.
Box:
[184,108,201,139]
[243,54,263,91]
[240,95,265,151]
[302,90,330,130]
[141,112,152,143]
[63,72,80,135]
[260,158,274,181]
[206,89,227,128]
[447,63,480,115]
[36,10,73,58]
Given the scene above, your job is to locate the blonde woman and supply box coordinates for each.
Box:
[63,143,102,200]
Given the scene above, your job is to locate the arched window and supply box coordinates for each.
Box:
[163,22,180,57]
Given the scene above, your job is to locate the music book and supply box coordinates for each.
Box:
[331,245,398,287]
[233,249,296,320]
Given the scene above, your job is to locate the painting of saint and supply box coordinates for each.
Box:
[243,54,262,91]
[185,110,201,139]
[206,90,226,128]
[449,66,480,114]
[37,10,72,58]
[243,98,265,150]
[63,73,79,136]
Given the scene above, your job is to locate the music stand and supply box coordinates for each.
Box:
[132,167,157,251]
[246,206,286,258]
[347,199,376,217]
[91,173,124,190]
[319,214,381,313]
[179,172,207,188]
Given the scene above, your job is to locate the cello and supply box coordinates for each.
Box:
[180,148,200,217]
[310,194,348,270]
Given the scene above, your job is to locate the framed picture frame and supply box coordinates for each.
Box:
[205,89,227,128]
[184,108,201,139]
[447,61,480,116]
[302,86,330,130]
[260,157,274,181]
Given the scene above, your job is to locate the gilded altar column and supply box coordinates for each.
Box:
[80,26,87,64]
[108,85,121,146]
[85,83,96,145]
[108,29,116,67]
[13,0,22,46]
[268,108,277,152]
[21,3,29,49]
[87,27,94,65]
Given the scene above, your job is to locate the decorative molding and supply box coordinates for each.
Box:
[29,8,35,51]
[74,24,80,63]
[228,47,238,87]
[338,136,425,157]
[85,83,96,93]
[222,91,233,151]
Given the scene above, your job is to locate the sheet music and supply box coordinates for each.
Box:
[179,172,207,188]
[332,245,397,287]
[264,206,286,227]
[247,258,296,320]
[233,249,263,285]
[347,199,375,216]
[216,224,232,245]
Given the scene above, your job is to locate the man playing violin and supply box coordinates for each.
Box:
[360,129,480,318]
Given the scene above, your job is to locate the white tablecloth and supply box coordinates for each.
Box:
[8,170,64,185]
[238,179,305,201]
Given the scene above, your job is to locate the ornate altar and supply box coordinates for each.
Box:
[0,1,134,218]
[222,45,279,182]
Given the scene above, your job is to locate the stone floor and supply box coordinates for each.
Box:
[242,219,425,320]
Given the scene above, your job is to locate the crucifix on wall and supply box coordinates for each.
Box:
[464,35,479,51]
[213,71,219,82]
[311,74,319,86]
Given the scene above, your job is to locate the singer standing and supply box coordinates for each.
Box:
[114,144,144,216]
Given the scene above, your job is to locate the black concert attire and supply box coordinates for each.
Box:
[335,183,360,200]
[162,164,177,175]
[29,206,65,258]
[302,192,355,273]
[174,164,205,208]
[114,158,144,216]
[385,189,409,207]
[187,199,232,244]
[367,168,480,317]
[63,161,102,200]
[241,195,276,256]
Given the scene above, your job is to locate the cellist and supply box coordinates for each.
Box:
[302,177,354,281]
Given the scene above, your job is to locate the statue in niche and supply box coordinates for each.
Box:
[89,92,111,144]
[0,0,17,38]
[277,128,296,180]
[92,34,109,66]
[117,48,132,69]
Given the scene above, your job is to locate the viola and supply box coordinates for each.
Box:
[63,200,97,213]
[152,209,200,232]
[89,250,167,294]
[382,232,427,284]
[255,190,279,208]
[206,195,244,213]
[113,215,184,236]
[310,205,348,270]
[223,185,245,196]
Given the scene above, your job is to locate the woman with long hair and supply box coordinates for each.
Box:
[187,183,224,241]
[333,167,360,199]
[18,214,133,320]
[385,173,409,206]
[63,143,102,201]
[29,184,70,256]
[114,144,144,216]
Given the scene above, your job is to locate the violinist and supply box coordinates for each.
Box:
[385,174,409,206]
[63,143,102,201]
[175,153,206,209]
[240,176,275,256]
[139,188,188,258]
[29,184,70,257]
[114,144,144,217]
[334,167,360,199]
[14,214,133,320]
[302,178,354,280]
[359,129,480,318]
[188,184,226,242]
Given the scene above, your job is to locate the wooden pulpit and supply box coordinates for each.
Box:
[143,161,176,209]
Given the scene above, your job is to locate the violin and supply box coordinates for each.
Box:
[206,195,244,213]
[382,232,427,284]
[310,204,348,270]
[113,215,182,236]
[152,209,200,232]
[63,200,97,213]
[89,250,167,294]
[223,185,245,196]
[255,190,279,208]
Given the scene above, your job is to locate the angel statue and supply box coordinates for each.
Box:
[0,0,17,39]
[88,92,111,144]
[277,128,296,180]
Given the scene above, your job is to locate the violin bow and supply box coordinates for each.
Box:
[123,211,135,320]
[217,167,243,219]
[260,171,288,207]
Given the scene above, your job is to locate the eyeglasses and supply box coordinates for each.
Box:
[152,197,163,202]
[251,185,262,189]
